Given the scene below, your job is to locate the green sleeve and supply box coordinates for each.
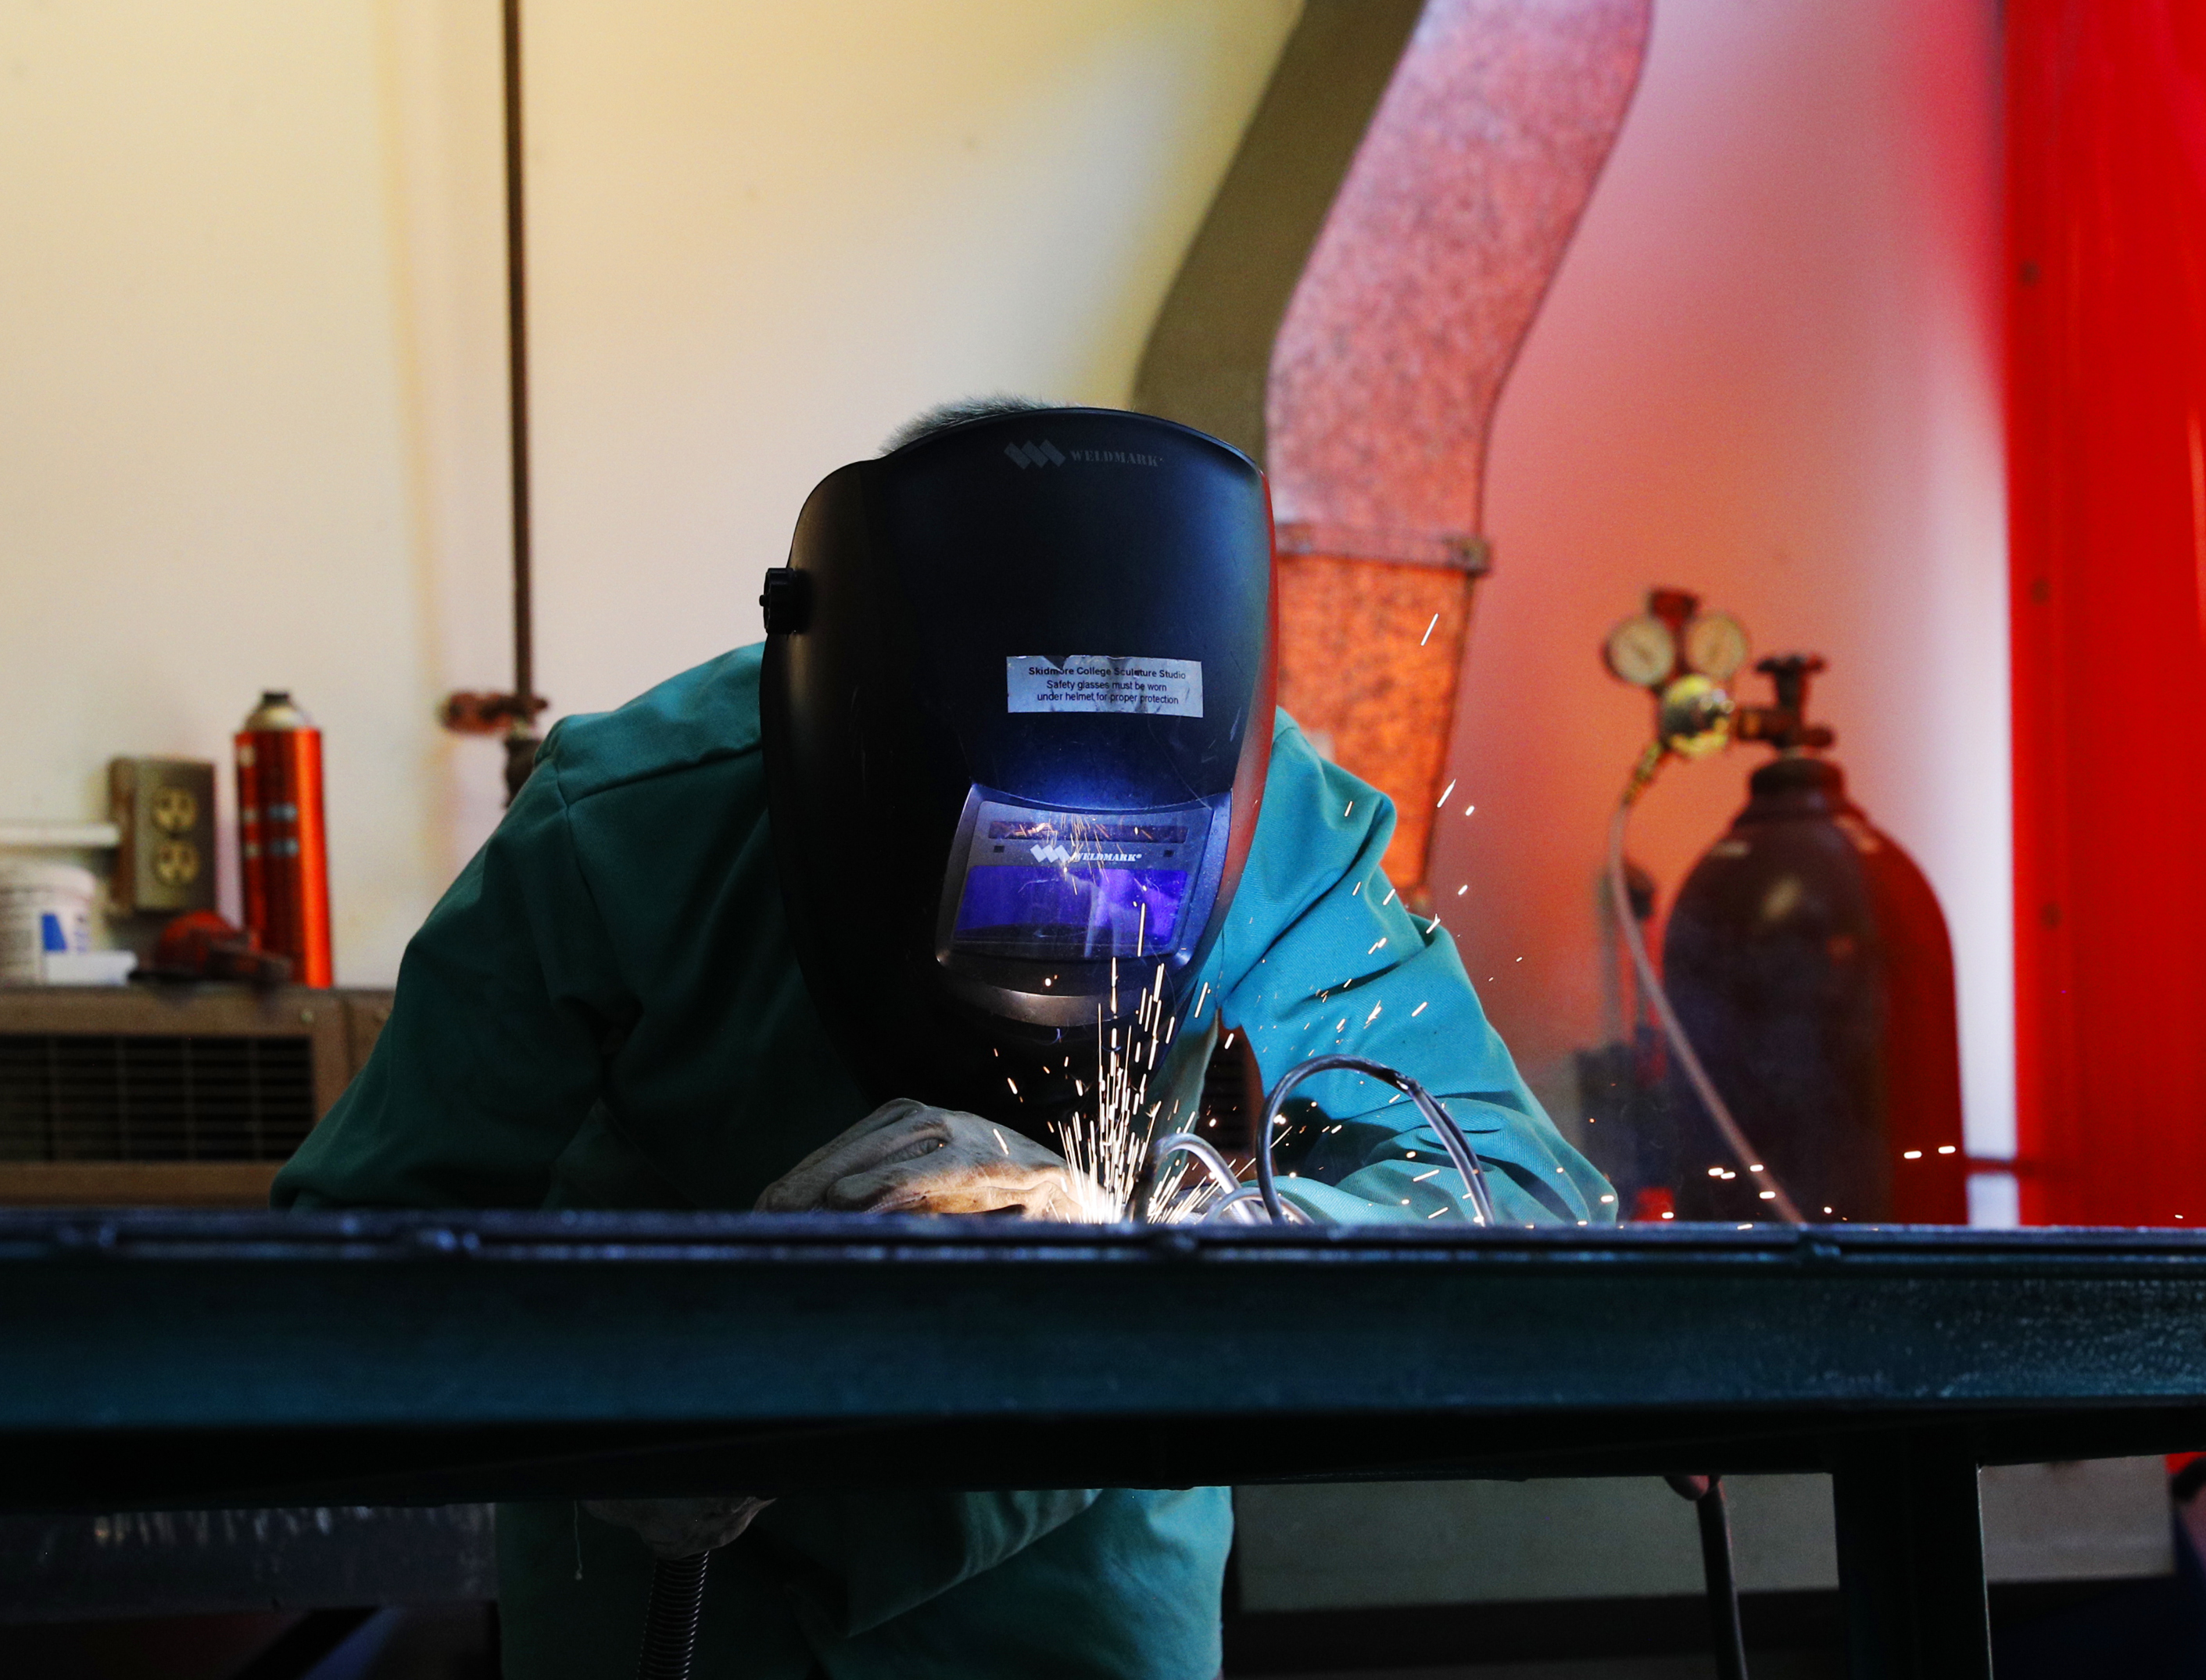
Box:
[753,1488,1102,1641]
[1193,716,1616,1227]
[273,733,628,1209]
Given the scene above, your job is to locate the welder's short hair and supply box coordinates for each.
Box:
[883,395,1062,454]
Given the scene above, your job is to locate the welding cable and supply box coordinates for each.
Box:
[1665,1474,1749,1680]
[1252,1055,1497,1227]
[1132,1131,1245,1222]
[637,1550,711,1680]
[1607,787,1804,1224]
[1199,1184,1312,1225]
[1201,1186,1269,1223]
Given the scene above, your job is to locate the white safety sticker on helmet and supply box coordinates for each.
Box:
[1006,655,1202,718]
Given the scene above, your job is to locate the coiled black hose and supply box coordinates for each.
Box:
[637,1550,711,1680]
[1130,1054,1497,1227]
[1252,1053,1497,1227]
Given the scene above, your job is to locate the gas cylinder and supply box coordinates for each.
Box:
[235,690,334,988]
[1660,660,1964,1223]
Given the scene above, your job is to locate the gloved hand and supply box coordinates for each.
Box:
[757,1098,1091,1220]
[582,1494,773,1560]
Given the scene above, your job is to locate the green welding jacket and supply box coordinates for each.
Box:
[274,643,1610,1680]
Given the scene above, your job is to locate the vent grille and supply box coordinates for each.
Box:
[0,1034,317,1162]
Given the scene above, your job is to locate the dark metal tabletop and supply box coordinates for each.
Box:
[5,1210,2204,1512]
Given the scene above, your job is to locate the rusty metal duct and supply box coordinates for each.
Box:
[1262,0,1651,898]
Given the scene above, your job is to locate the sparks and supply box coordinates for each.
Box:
[1463,804,1476,816]
[1411,1001,1429,1017]
[1366,937,1388,955]
[1381,886,1396,906]
[1053,959,1205,1223]
[1364,1002,1383,1026]
[1420,612,1439,646]
[1436,779,1457,808]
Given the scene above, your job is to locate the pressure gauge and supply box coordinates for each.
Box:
[1683,611,1749,682]
[1603,614,1677,687]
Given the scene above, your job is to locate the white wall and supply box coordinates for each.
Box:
[1,0,1302,983]
[0,2,435,978]
[1435,0,2014,1163]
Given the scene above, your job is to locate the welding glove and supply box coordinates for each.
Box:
[756,1098,1090,1220]
[582,1494,774,1560]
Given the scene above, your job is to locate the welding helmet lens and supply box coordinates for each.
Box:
[938,790,1222,964]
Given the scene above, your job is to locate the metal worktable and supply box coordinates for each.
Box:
[7,1211,2205,1677]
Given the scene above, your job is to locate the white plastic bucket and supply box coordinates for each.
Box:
[0,861,97,984]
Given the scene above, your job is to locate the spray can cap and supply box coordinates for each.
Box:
[244,691,315,732]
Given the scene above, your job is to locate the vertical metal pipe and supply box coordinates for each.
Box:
[500,0,539,801]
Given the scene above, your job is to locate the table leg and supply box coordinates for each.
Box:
[1830,1428,1992,1680]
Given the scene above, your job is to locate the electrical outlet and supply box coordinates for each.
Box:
[110,758,218,915]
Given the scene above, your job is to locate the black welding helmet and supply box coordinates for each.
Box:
[759,406,1276,1128]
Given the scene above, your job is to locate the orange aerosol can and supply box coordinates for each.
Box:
[235,691,333,987]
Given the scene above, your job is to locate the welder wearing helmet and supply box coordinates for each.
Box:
[274,399,1611,1680]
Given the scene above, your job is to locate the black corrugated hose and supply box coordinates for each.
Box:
[638,1550,712,1680]
[1667,1474,1749,1680]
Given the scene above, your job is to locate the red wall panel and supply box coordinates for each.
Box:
[2008,2,2206,1224]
